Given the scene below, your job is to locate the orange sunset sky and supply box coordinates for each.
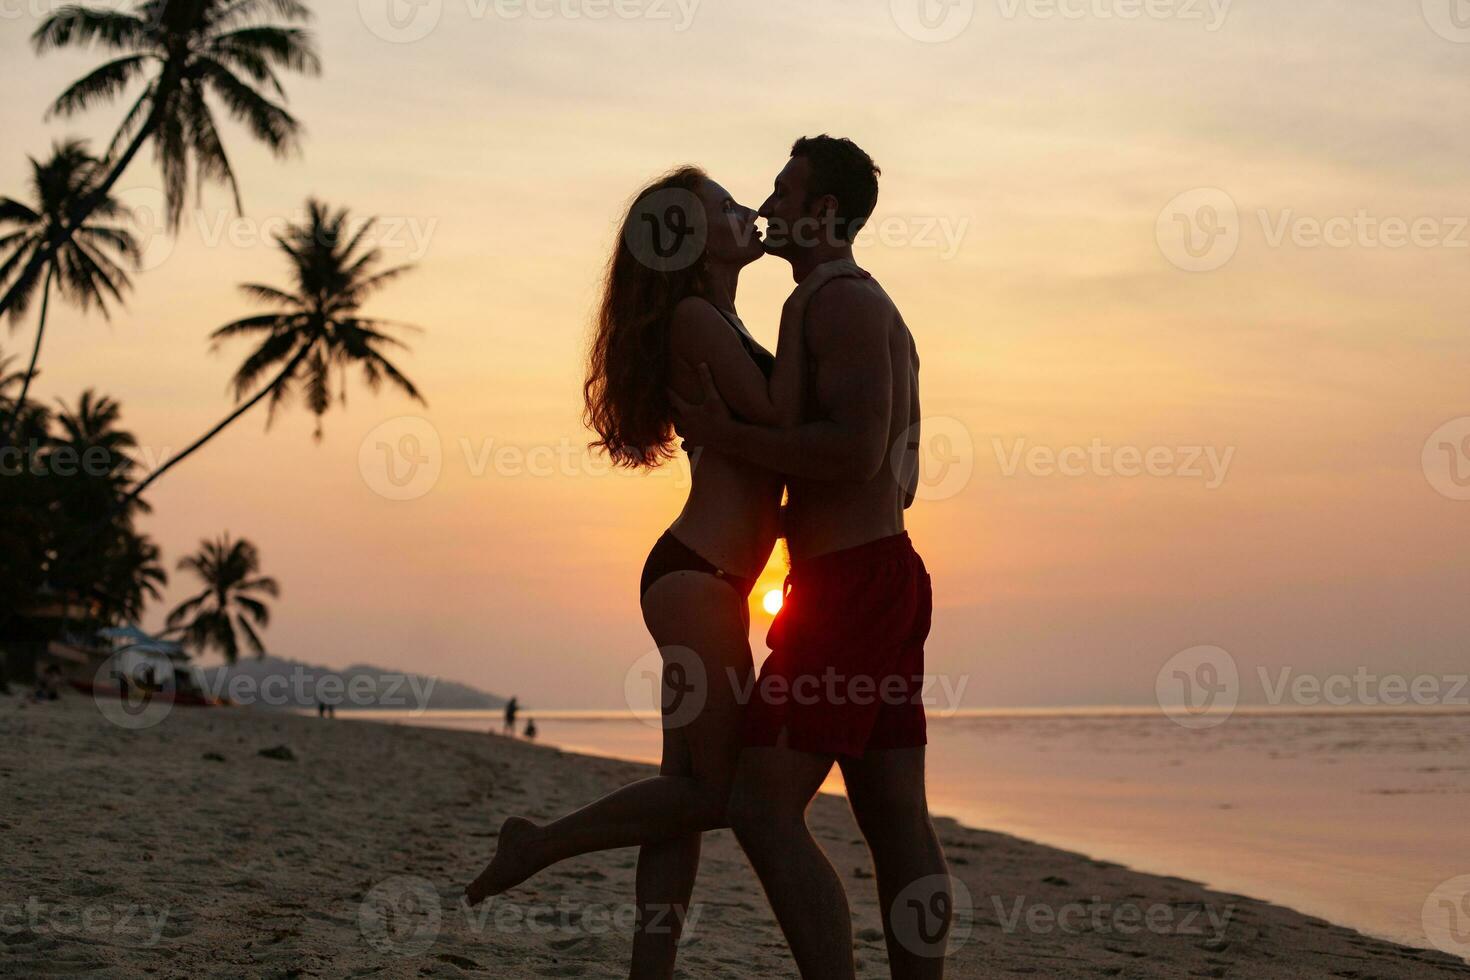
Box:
[3,1,1468,708]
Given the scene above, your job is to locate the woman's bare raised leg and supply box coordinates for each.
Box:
[465,571,752,905]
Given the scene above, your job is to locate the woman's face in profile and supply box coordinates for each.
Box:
[699,178,764,267]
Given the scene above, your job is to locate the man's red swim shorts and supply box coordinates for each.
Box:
[742,531,932,758]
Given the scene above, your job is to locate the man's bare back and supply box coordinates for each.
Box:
[785,276,921,562]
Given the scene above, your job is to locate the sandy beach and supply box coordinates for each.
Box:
[4,695,1468,979]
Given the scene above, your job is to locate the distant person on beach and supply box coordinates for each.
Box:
[317,701,326,719]
[463,157,865,977]
[503,697,518,734]
[670,136,947,979]
[523,718,537,740]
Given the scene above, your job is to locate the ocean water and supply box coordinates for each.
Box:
[342,707,1470,953]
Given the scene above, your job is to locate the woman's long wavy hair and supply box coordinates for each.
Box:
[584,166,711,469]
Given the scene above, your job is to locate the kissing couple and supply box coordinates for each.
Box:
[467,135,952,979]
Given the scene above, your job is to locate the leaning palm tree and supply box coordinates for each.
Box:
[0,0,322,321]
[0,139,139,442]
[122,198,425,506]
[166,534,277,663]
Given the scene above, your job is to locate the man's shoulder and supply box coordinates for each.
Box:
[806,278,897,348]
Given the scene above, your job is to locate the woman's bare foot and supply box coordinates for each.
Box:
[465,817,545,905]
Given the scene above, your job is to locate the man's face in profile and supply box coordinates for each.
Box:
[759,156,824,260]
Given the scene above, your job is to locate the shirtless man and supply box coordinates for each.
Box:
[670,135,951,980]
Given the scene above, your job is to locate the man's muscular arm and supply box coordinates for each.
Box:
[677,281,894,482]
[903,333,921,509]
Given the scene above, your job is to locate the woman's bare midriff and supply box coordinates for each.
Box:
[668,448,783,580]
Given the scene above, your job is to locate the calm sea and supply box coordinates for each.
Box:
[340,707,1470,953]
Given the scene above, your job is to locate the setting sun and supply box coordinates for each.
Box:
[761,589,784,616]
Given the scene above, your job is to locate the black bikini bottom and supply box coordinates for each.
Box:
[640,531,757,600]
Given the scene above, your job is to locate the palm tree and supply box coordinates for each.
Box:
[122,198,425,506]
[0,139,140,442]
[105,532,168,623]
[2,387,160,633]
[0,0,322,322]
[166,534,277,663]
[45,390,152,600]
[52,389,145,498]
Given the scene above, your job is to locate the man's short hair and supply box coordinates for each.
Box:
[790,135,881,243]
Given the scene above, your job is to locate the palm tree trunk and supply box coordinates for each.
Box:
[121,346,310,508]
[0,73,176,323]
[0,262,55,445]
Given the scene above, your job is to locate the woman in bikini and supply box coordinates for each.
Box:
[463,166,861,977]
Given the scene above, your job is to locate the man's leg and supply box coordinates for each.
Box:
[728,739,855,980]
[839,747,951,979]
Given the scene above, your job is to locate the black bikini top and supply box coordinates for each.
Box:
[713,307,775,380]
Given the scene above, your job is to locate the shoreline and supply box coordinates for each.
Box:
[339,704,1470,955]
[5,696,1468,977]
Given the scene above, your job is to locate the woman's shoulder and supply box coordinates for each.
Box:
[671,294,719,325]
[669,296,736,356]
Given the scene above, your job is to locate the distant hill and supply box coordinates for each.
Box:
[199,655,506,712]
